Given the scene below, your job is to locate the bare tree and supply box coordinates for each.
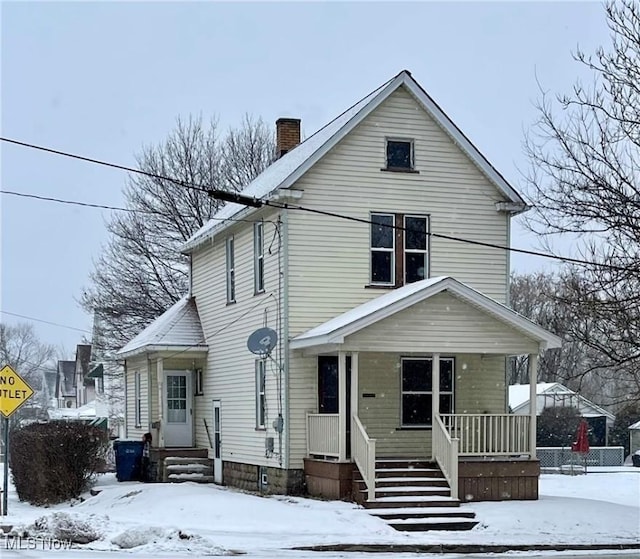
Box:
[0,322,56,428]
[523,1,640,407]
[81,115,275,350]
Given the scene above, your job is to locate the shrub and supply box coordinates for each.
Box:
[9,421,109,505]
[537,405,582,447]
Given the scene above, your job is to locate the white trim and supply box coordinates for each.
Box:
[134,371,142,428]
[253,222,265,294]
[370,212,395,285]
[291,276,562,350]
[182,70,526,253]
[226,236,236,303]
[117,345,208,360]
[404,214,429,283]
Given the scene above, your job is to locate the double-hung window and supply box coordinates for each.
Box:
[254,222,265,294]
[371,213,429,286]
[370,214,395,285]
[134,371,142,428]
[226,237,235,303]
[401,357,454,427]
[255,359,266,429]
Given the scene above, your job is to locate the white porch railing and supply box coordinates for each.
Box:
[441,414,531,456]
[352,416,376,502]
[306,413,340,457]
[433,415,459,499]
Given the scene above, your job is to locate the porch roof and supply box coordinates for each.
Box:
[290,276,562,352]
[116,296,208,359]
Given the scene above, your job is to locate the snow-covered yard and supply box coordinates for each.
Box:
[0,467,638,556]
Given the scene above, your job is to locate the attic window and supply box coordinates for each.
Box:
[385,139,414,171]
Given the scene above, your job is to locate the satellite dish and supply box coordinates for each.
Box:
[247,327,278,356]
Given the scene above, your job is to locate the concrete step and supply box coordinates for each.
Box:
[387,517,479,531]
[164,457,211,466]
[167,473,215,483]
[368,507,476,520]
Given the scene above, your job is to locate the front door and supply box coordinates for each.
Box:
[318,356,351,458]
[163,371,193,447]
[212,400,222,484]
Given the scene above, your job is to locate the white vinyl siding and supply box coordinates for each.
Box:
[191,208,282,465]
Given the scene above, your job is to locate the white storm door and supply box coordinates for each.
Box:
[213,400,222,484]
[164,371,193,447]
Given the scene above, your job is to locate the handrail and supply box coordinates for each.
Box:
[433,415,459,500]
[352,416,376,502]
[440,414,531,456]
[306,413,340,457]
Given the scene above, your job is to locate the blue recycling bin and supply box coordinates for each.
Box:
[113,440,144,481]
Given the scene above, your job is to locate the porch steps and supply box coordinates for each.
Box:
[163,456,214,483]
[357,459,478,532]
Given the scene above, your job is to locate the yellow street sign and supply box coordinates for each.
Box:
[0,364,34,418]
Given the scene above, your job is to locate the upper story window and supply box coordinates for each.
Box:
[385,139,414,171]
[226,236,235,303]
[254,222,265,294]
[370,213,429,287]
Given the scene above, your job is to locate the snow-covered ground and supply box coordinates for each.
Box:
[0,467,638,556]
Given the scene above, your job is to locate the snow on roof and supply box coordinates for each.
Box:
[291,276,561,350]
[508,383,559,411]
[48,398,108,420]
[509,383,615,420]
[629,420,640,430]
[116,296,207,359]
[182,70,526,253]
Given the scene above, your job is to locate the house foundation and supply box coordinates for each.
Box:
[223,461,305,495]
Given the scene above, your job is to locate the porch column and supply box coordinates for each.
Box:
[338,351,347,461]
[528,353,538,459]
[431,352,440,425]
[157,357,165,448]
[350,352,359,457]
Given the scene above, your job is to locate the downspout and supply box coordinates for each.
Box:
[282,211,291,471]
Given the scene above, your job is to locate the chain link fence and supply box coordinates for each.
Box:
[538,446,624,468]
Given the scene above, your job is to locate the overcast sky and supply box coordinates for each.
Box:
[1,1,610,356]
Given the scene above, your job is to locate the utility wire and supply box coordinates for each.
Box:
[2,136,631,273]
[0,310,92,334]
[0,189,273,224]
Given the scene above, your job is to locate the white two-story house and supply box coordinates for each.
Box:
[117,70,560,519]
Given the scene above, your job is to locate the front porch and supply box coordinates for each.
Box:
[291,278,560,506]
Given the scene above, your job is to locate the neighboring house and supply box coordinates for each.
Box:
[55,360,76,408]
[630,421,640,456]
[117,70,561,510]
[509,383,615,446]
[74,344,97,407]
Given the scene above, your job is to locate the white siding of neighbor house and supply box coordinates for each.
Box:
[286,86,516,464]
[125,354,150,440]
[191,207,285,466]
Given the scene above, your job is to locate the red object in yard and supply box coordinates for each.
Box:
[571,420,590,454]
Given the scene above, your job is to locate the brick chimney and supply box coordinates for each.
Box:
[276,118,301,158]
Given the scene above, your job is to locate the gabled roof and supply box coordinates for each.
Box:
[182,70,527,253]
[629,420,640,430]
[56,360,76,398]
[290,276,561,350]
[116,296,207,359]
[508,383,615,420]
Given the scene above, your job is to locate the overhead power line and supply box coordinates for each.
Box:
[0,310,92,334]
[1,136,630,273]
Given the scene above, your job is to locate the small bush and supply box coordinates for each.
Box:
[537,406,582,447]
[9,421,109,505]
